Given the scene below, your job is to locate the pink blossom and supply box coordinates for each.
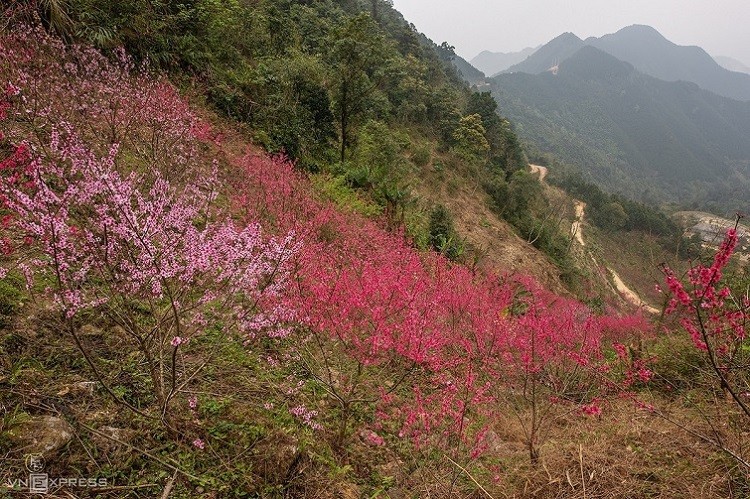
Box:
[582,401,602,417]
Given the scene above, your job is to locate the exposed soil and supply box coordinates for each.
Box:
[530,163,548,182]
[414,163,567,295]
[574,199,660,314]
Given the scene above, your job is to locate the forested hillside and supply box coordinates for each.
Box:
[492,46,750,210]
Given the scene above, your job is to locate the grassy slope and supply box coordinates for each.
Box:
[1,5,748,498]
[1,116,744,497]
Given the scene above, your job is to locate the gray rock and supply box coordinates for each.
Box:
[57,381,96,397]
[18,416,74,454]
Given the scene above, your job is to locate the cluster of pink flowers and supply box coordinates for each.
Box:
[233,150,651,458]
[0,26,300,452]
[0,26,655,460]
[663,227,745,352]
[289,405,323,431]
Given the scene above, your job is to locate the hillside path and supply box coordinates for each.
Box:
[530,164,659,314]
[573,201,660,314]
[529,164,548,182]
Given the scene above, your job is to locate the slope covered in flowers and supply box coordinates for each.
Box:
[0,25,664,496]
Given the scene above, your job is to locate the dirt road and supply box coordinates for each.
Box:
[529,164,548,182]
[573,201,659,314]
[530,163,658,313]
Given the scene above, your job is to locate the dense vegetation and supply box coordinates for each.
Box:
[13,0,551,257]
[2,3,750,497]
[492,45,750,212]
[0,22,657,496]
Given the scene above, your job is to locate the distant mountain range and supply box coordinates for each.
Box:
[501,25,750,102]
[490,42,750,209]
[470,47,537,77]
[714,55,750,75]
[502,33,584,76]
[452,53,486,84]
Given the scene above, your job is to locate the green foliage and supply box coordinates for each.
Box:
[342,120,412,221]
[551,169,683,249]
[452,114,490,161]
[490,47,750,210]
[254,53,336,167]
[0,279,22,329]
[328,13,394,162]
[428,205,463,260]
[466,92,501,134]
[312,174,382,218]
[409,142,431,168]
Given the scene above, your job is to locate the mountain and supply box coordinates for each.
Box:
[502,33,584,74]
[452,54,486,84]
[502,25,750,102]
[714,55,750,75]
[470,46,537,76]
[587,25,750,102]
[490,45,750,209]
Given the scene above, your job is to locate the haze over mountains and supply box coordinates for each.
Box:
[714,55,750,75]
[500,25,750,102]
[470,46,537,77]
[476,25,750,211]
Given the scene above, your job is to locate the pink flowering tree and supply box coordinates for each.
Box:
[0,30,298,433]
[661,222,750,468]
[231,151,652,467]
[390,274,650,465]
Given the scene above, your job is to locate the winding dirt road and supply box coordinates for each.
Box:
[571,201,585,247]
[529,164,548,182]
[530,164,659,314]
[571,201,659,314]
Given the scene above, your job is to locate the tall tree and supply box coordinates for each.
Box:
[328,14,392,163]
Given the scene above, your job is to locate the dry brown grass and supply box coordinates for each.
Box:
[412,154,568,296]
[384,397,746,498]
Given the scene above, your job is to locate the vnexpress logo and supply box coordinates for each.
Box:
[4,453,110,494]
[26,453,48,494]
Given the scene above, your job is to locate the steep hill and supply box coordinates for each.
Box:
[491,46,750,209]
[3,4,750,497]
[714,55,750,75]
[452,53,486,84]
[471,46,537,76]
[503,32,584,74]
[588,25,750,102]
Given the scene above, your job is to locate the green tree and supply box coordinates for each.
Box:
[348,120,410,221]
[256,53,335,167]
[328,14,393,163]
[505,170,543,218]
[452,114,490,161]
[429,205,463,260]
[596,201,627,231]
[466,92,501,133]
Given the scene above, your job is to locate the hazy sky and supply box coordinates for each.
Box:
[391,0,750,65]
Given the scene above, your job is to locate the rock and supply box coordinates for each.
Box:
[18,416,74,454]
[253,434,301,483]
[91,426,135,453]
[57,381,96,397]
[483,429,523,454]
